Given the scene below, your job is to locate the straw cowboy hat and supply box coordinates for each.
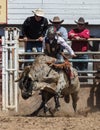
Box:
[75,17,88,25]
[49,16,64,24]
[32,8,44,17]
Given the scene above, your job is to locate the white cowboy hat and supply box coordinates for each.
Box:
[32,8,44,17]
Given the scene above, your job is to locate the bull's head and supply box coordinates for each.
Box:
[15,66,34,100]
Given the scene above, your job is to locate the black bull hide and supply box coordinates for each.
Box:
[15,55,80,114]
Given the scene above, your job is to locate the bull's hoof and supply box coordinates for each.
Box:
[30,111,39,117]
[64,95,70,103]
[49,108,56,116]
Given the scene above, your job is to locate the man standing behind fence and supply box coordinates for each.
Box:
[49,16,68,51]
[49,16,68,41]
[22,8,48,53]
[68,17,90,81]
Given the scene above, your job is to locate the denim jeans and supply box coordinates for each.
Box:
[72,54,88,82]
[24,41,42,66]
[55,53,65,63]
[72,54,88,71]
[25,41,42,53]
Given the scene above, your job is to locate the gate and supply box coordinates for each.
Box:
[2,27,20,112]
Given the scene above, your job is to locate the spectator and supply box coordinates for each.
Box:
[68,17,90,82]
[22,8,48,53]
[49,16,68,52]
[49,16,68,41]
[68,17,90,71]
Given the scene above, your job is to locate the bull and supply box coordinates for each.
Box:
[15,55,80,116]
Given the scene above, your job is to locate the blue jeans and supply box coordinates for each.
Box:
[55,54,65,63]
[25,41,42,53]
[72,54,88,70]
[24,41,42,66]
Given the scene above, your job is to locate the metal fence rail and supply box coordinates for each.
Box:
[18,50,100,79]
[1,34,100,112]
[18,38,100,85]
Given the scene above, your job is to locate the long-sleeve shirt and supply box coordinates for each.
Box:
[56,36,75,55]
[22,16,48,39]
[45,35,75,58]
[57,26,68,41]
[68,28,90,52]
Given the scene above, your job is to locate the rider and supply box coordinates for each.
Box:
[44,26,76,63]
[44,26,76,103]
[44,26,76,83]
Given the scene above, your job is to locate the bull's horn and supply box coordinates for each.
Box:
[15,77,21,82]
[29,73,33,79]
[15,72,24,82]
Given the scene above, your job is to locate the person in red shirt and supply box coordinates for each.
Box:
[68,17,90,72]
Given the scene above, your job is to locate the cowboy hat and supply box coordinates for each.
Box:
[32,8,44,17]
[49,16,64,24]
[75,17,88,25]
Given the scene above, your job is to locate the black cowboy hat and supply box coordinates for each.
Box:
[75,17,88,25]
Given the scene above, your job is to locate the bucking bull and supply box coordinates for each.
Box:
[15,55,80,116]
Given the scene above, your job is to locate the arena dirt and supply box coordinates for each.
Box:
[0,91,100,130]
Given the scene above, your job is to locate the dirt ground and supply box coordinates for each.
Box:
[0,108,100,130]
[0,91,100,130]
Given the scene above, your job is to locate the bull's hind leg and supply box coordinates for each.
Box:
[71,92,79,112]
[41,90,53,115]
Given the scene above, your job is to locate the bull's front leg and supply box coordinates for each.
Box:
[41,90,53,116]
[30,101,44,116]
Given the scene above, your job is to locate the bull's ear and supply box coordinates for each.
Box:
[15,66,31,82]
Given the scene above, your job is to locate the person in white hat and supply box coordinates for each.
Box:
[22,8,48,58]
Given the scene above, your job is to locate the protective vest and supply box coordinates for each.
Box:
[46,38,62,58]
